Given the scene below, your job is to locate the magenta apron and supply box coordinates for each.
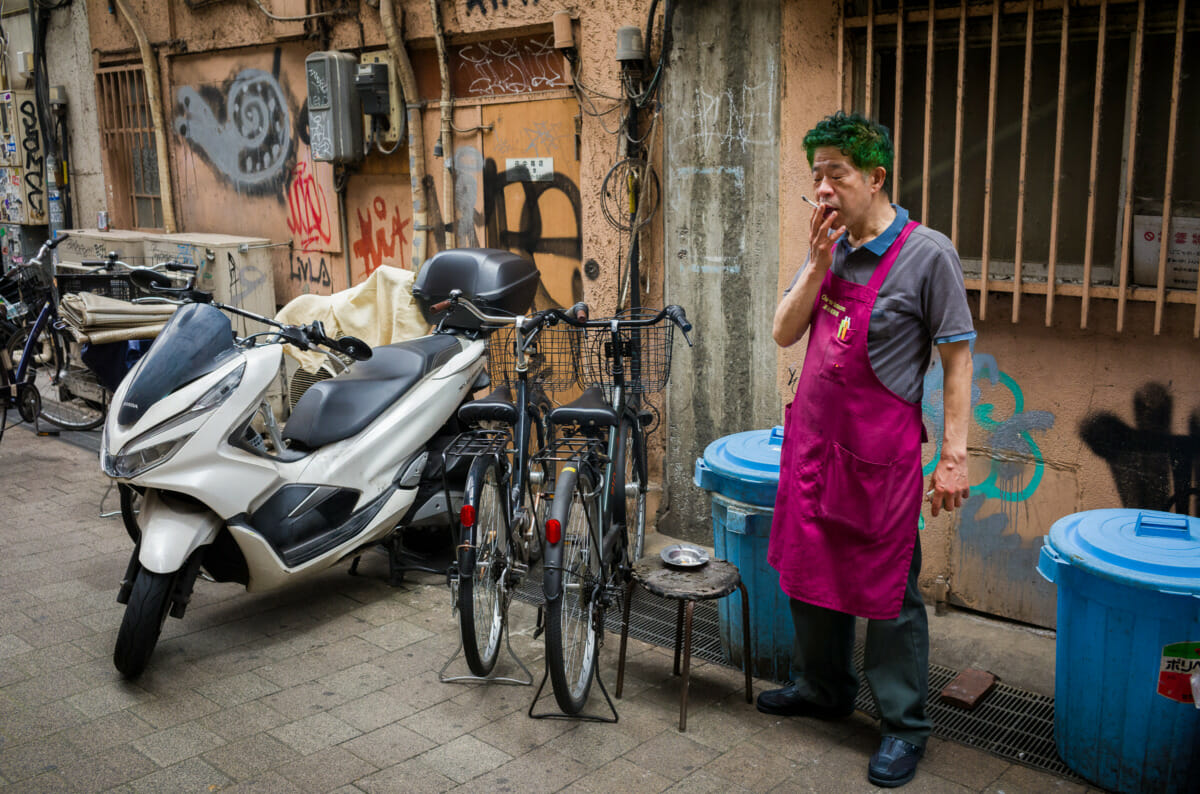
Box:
[768,221,924,620]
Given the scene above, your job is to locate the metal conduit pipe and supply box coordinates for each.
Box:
[112,0,177,233]
[430,0,455,251]
[380,0,429,269]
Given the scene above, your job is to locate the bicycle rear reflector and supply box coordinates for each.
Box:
[545,518,561,545]
[460,504,476,527]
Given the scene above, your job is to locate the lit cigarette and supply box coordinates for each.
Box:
[802,195,819,209]
[925,489,936,499]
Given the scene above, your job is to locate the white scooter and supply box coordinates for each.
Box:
[102,248,541,678]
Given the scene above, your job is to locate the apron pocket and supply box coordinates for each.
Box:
[820,441,897,530]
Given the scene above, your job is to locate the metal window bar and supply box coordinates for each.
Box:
[844,0,1200,337]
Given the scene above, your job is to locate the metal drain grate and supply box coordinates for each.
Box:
[514,570,1081,782]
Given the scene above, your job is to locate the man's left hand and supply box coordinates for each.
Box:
[927,457,969,517]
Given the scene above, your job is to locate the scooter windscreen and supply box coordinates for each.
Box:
[116,303,239,427]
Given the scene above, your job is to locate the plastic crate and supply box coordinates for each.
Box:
[56,272,136,302]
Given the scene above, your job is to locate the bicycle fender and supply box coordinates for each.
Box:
[137,489,222,574]
[542,465,579,602]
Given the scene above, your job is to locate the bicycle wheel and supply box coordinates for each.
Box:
[458,454,508,676]
[544,461,601,714]
[614,418,648,562]
[5,325,106,430]
[0,354,9,442]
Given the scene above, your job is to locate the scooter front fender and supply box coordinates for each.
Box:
[137,489,223,574]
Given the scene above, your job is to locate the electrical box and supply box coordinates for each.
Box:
[0,91,45,224]
[357,51,404,147]
[305,52,364,164]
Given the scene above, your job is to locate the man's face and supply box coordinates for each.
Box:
[811,146,877,230]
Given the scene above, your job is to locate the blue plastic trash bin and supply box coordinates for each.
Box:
[1038,509,1200,794]
[695,426,791,683]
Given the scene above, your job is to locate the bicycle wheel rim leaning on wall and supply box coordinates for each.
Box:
[5,325,106,430]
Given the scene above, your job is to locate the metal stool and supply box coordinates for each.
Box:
[615,556,753,731]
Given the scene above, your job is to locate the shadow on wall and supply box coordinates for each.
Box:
[1080,382,1200,516]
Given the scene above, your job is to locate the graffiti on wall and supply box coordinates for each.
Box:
[19,99,43,218]
[922,346,1056,504]
[286,161,333,249]
[352,197,412,277]
[289,252,333,288]
[174,64,295,195]
[1080,382,1200,515]
[455,35,566,95]
[672,57,777,155]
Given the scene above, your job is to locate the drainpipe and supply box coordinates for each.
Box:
[112,0,176,233]
[429,0,455,251]
[380,0,428,269]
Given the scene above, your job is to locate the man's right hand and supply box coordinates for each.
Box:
[808,202,847,274]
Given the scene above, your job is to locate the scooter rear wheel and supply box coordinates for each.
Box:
[458,455,507,677]
[113,569,174,679]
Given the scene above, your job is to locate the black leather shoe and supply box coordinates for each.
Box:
[868,736,924,788]
[755,684,855,719]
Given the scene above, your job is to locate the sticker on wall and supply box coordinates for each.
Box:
[1157,642,1200,703]
[505,157,552,182]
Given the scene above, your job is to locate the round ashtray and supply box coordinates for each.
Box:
[660,544,711,569]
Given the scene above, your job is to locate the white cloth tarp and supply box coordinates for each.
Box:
[274,265,430,372]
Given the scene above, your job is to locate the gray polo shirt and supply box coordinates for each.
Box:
[786,204,975,403]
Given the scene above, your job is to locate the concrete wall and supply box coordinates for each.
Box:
[659,0,782,543]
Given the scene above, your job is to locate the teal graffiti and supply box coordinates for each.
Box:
[922,346,1055,503]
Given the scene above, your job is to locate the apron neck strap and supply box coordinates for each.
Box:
[867,220,921,292]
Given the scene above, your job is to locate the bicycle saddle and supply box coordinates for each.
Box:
[548,385,618,427]
[458,384,519,426]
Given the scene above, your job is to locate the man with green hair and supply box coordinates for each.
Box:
[762,110,974,788]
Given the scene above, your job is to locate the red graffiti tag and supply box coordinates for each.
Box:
[352,197,411,275]
[286,162,333,249]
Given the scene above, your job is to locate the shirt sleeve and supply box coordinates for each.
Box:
[922,240,976,345]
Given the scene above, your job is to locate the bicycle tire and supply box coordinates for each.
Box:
[5,325,106,430]
[544,461,601,714]
[113,568,175,679]
[614,418,648,562]
[458,454,508,677]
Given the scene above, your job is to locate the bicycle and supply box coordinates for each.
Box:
[0,234,70,441]
[538,304,693,715]
[432,290,588,681]
[3,247,158,432]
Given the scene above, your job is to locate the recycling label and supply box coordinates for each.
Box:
[1157,642,1200,704]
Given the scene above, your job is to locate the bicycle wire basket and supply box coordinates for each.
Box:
[0,266,48,319]
[578,307,675,395]
[486,323,580,393]
[56,272,137,302]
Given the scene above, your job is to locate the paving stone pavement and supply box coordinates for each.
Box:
[0,427,1108,793]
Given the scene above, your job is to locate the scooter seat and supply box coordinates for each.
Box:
[548,385,618,427]
[458,384,519,425]
[283,334,462,450]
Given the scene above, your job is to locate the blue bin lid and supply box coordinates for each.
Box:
[1046,509,1200,595]
[693,426,783,507]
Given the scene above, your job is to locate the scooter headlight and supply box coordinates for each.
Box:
[103,433,193,479]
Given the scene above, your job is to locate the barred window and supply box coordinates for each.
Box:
[96,64,164,231]
[844,0,1200,335]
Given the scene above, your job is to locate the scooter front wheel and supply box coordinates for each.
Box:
[113,569,174,679]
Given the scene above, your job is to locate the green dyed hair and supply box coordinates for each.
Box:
[803,111,893,175]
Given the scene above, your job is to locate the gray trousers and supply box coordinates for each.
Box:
[787,537,931,747]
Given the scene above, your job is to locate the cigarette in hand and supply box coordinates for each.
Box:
[925,489,936,501]
[802,195,819,209]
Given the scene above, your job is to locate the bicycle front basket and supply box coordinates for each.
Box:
[578,307,675,395]
[486,324,580,392]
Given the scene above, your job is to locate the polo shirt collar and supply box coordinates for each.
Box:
[840,204,909,256]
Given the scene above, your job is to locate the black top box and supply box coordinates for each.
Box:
[412,248,541,331]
